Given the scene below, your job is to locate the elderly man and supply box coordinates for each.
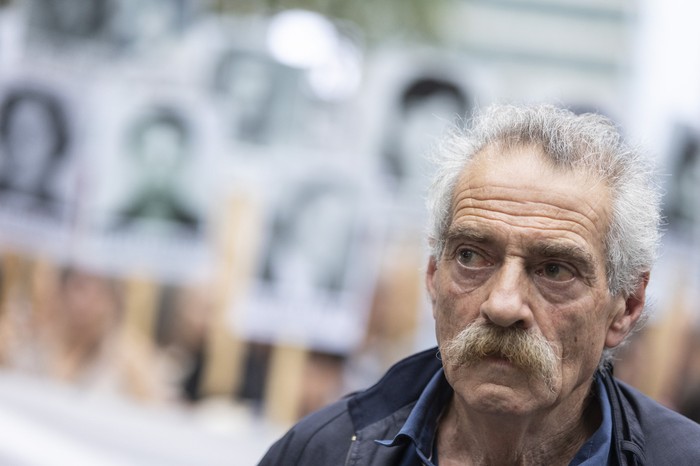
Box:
[259,104,700,465]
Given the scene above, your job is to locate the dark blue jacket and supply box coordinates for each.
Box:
[259,347,700,465]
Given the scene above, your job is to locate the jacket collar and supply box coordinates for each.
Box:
[347,347,442,431]
[599,364,646,465]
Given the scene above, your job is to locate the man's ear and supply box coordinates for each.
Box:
[605,272,649,348]
[426,255,438,314]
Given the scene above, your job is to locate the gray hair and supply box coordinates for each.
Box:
[426,104,662,362]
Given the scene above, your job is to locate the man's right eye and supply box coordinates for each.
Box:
[456,248,490,268]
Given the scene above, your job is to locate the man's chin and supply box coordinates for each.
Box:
[449,358,552,389]
[449,371,560,416]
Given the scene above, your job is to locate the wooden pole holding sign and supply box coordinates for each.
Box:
[200,193,261,397]
[28,256,59,346]
[123,274,161,342]
[264,344,309,425]
[0,253,21,318]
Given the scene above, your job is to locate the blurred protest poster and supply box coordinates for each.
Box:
[230,155,383,356]
[72,79,219,284]
[0,65,85,261]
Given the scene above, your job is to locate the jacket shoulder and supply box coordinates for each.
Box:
[258,348,442,466]
[617,380,700,462]
[257,398,355,466]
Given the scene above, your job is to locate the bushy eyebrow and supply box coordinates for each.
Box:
[527,242,597,277]
[444,225,598,276]
[444,225,492,245]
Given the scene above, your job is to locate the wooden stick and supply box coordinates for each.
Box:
[200,193,261,397]
[264,343,309,425]
[123,274,160,341]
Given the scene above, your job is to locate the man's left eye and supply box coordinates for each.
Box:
[536,263,575,282]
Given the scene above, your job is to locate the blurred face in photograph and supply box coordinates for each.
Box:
[223,55,275,111]
[131,116,188,192]
[270,186,354,294]
[292,192,350,281]
[0,97,60,192]
[398,92,465,179]
[385,78,468,191]
[135,0,182,42]
[216,52,280,144]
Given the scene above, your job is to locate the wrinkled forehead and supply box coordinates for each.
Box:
[450,143,614,239]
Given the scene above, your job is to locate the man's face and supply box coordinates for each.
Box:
[427,144,634,416]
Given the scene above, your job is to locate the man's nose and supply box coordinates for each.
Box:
[479,260,534,329]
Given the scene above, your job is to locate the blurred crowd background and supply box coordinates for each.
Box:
[0,0,699,463]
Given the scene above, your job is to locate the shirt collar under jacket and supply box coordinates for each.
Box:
[375,368,613,466]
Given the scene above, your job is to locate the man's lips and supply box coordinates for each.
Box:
[482,354,514,366]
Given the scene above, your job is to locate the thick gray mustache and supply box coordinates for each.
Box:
[440,323,559,390]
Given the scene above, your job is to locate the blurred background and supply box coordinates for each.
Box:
[0,0,698,463]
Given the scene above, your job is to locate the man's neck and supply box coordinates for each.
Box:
[436,384,601,466]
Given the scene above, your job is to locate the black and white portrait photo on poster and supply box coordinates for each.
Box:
[260,182,355,295]
[640,122,700,328]
[211,48,300,147]
[233,167,381,354]
[76,87,217,284]
[108,107,200,236]
[0,78,83,260]
[359,48,496,208]
[664,124,700,239]
[0,74,82,260]
[0,86,71,216]
[380,74,470,196]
